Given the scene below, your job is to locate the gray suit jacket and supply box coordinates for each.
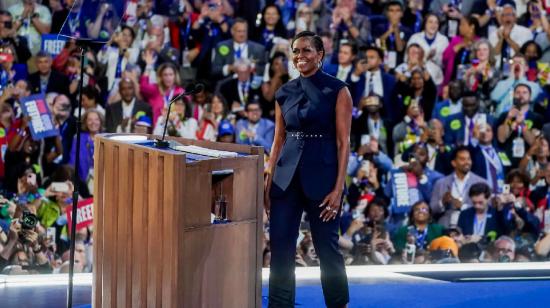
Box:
[211,39,266,78]
[430,172,488,228]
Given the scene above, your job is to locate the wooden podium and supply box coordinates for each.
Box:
[93,134,264,308]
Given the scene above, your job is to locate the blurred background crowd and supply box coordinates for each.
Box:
[2,0,550,274]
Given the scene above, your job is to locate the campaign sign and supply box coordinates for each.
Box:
[20,95,58,140]
[66,198,94,234]
[391,169,421,214]
[41,34,68,56]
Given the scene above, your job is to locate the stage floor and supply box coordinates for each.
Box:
[1,263,549,308]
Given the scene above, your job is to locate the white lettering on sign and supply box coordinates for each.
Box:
[25,101,46,133]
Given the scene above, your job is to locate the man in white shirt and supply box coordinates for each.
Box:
[430,146,488,228]
[8,0,51,55]
[488,4,533,66]
[326,41,356,82]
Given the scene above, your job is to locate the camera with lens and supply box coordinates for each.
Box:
[21,211,38,230]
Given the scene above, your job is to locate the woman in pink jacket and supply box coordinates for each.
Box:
[140,52,184,125]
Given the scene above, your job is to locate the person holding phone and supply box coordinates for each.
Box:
[265,31,351,308]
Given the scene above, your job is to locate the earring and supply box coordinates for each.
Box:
[317,61,322,68]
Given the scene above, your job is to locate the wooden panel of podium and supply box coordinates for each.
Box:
[93,134,264,308]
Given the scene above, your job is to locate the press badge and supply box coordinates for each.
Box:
[448,20,458,37]
[488,25,497,40]
[386,51,397,69]
[512,137,525,158]
[544,210,550,233]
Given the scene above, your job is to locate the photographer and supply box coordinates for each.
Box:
[519,135,549,188]
[7,0,51,55]
[496,83,544,166]
[457,183,506,244]
[0,10,31,64]
[348,160,385,211]
[494,170,541,239]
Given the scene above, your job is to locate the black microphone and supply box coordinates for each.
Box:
[154,83,205,148]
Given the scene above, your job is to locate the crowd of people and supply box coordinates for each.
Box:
[1,0,550,274]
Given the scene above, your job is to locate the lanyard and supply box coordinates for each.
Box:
[473,214,487,235]
[389,32,396,50]
[182,17,192,46]
[115,51,124,78]
[460,49,469,64]
[415,227,428,248]
[164,88,175,107]
[414,11,422,33]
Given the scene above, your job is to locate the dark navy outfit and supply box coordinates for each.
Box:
[269,69,349,307]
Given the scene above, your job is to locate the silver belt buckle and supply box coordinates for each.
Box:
[295,132,304,139]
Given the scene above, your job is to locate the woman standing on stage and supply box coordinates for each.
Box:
[264,31,352,308]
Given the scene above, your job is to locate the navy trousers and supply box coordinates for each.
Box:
[268,171,349,308]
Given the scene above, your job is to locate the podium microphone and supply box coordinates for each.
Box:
[154,83,205,148]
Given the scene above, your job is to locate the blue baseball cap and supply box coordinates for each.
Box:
[218,120,235,137]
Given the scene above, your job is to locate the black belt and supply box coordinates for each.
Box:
[286,131,335,139]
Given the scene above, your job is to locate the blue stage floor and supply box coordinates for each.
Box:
[1,263,549,308]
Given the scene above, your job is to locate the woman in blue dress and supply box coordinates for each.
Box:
[265,31,352,308]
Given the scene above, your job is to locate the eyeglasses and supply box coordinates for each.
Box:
[413,207,429,213]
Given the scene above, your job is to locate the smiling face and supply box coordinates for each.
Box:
[263,6,280,27]
[475,42,490,62]
[292,37,323,77]
[412,202,430,225]
[85,112,101,134]
[425,15,439,35]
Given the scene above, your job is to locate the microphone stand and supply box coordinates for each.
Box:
[154,84,203,148]
[67,38,98,308]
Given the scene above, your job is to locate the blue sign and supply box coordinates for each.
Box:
[20,94,59,140]
[391,169,421,214]
[41,34,68,56]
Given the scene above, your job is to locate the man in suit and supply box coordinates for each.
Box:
[105,79,152,133]
[443,91,494,147]
[458,183,506,239]
[348,46,399,124]
[212,18,266,80]
[28,51,69,96]
[217,58,263,116]
[430,146,488,228]
[325,41,357,82]
[469,124,509,194]
[234,100,274,154]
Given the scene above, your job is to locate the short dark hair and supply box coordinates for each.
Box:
[408,201,432,225]
[245,100,261,111]
[365,197,389,219]
[520,40,542,61]
[468,182,491,199]
[505,169,530,188]
[451,145,471,161]
[462,90,478,99]
[386,0,404,11]
[291,31,325,60]
[232,17,248,27]
[364,45,384,60]
[36,50,51,59]
[339,41,358,55]
[514,83,532,96]
[82,85,99,102]
[464,16,480,36]
[120,25,136,42]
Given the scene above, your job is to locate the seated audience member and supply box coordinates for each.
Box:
[393,201,445,254]
[217,120,235,143]
[235,101,274,153]
[430,146,489,228]
[458,183,506,240]
[106,79,152,133]
[153,96,198,139]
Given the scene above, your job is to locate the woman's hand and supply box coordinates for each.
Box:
[264,170,272,218]
[319,189,343,222]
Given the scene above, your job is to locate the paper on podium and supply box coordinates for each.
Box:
[172,145,239,158]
